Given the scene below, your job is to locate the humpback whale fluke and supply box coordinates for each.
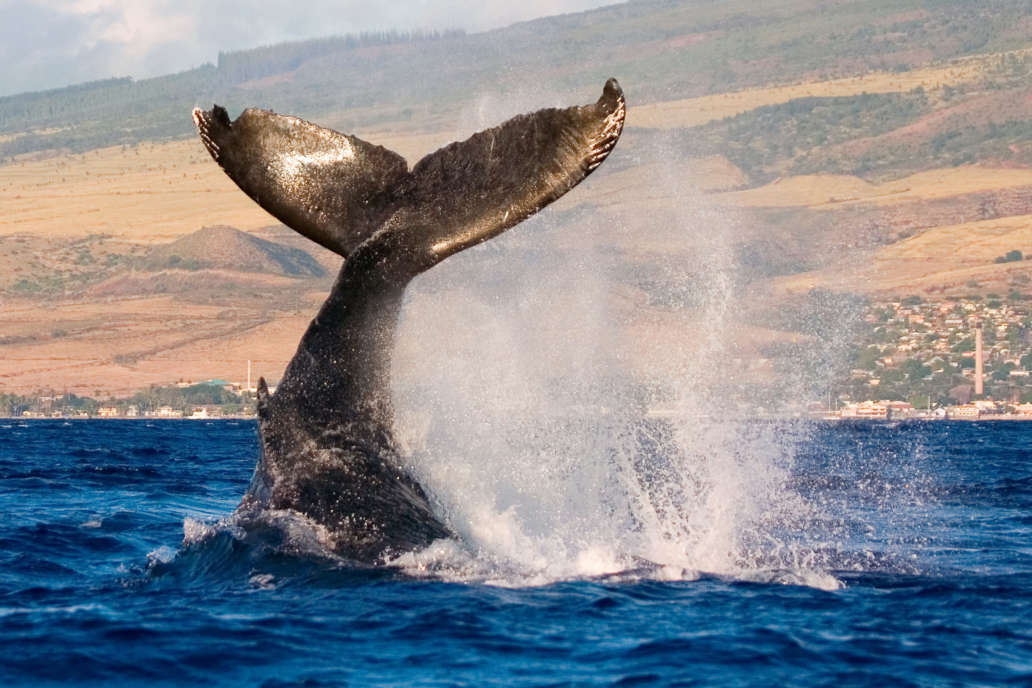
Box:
[193,79,626,562]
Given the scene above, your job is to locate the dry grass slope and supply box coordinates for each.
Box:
[773,214,1032,296]
[714,168,1032,208]
[3,45,1032,396]
[630,49,1031,129]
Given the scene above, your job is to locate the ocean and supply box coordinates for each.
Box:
[1,419,1030,686]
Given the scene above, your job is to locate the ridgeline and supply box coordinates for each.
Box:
[3,0,1031,182]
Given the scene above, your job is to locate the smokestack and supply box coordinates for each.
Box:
[975,325,983,397]
[247,359,252,392]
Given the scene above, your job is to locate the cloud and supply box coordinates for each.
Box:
[0,0,617,97]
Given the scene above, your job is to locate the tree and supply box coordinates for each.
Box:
[903,359,932,381]
[994,250,1022,264]
[856,346,882,370]
[908,393,930,409]
[952,337,974,353]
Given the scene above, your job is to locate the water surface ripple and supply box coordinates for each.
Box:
[1,420,1030,686]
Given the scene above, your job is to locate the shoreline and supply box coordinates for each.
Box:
[0,415,256,421]
[5,414,1032,423]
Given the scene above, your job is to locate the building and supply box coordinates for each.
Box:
[146,406,183,418]
[839,400,915,420]
[949,405,980,419]
[840,401,888,419]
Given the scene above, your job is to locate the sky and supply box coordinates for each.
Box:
[0,0,617,97]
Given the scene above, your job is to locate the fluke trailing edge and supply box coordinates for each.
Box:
[192,79,626,562]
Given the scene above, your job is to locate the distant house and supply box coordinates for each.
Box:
[97,406,120,417]
[147,406,183,418]
[840,401,888,419]
[950,405,980,419]
[839,400,914,420]
[885,401,915,418]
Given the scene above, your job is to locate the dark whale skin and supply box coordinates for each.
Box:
[193,79,626,562]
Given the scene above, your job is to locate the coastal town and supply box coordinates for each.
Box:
[7,296,1032,421]
[0,367,267,419]
[832,293,1032,420]
[2,378,261,419]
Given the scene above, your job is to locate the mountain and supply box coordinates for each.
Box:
[1,0,1030,163]
[0,226,327,299]
[139,225,326,277]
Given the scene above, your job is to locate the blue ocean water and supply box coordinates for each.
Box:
[1,419,1030,686]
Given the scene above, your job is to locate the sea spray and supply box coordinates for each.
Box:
[390,126,821,584]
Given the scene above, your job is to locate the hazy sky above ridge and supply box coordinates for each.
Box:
[0,0,617,97]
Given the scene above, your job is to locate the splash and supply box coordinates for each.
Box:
[387,124,833,588]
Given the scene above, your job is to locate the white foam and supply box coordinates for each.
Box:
[385,138,843,591]
[146,545,176,566]
[182,516,216,545]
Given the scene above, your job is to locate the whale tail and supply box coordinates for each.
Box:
[193,81,626,561]
[193,79,625,278]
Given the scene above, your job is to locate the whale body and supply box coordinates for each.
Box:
[192,79,625,562]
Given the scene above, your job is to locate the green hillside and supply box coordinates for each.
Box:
[2,0,1031,164]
